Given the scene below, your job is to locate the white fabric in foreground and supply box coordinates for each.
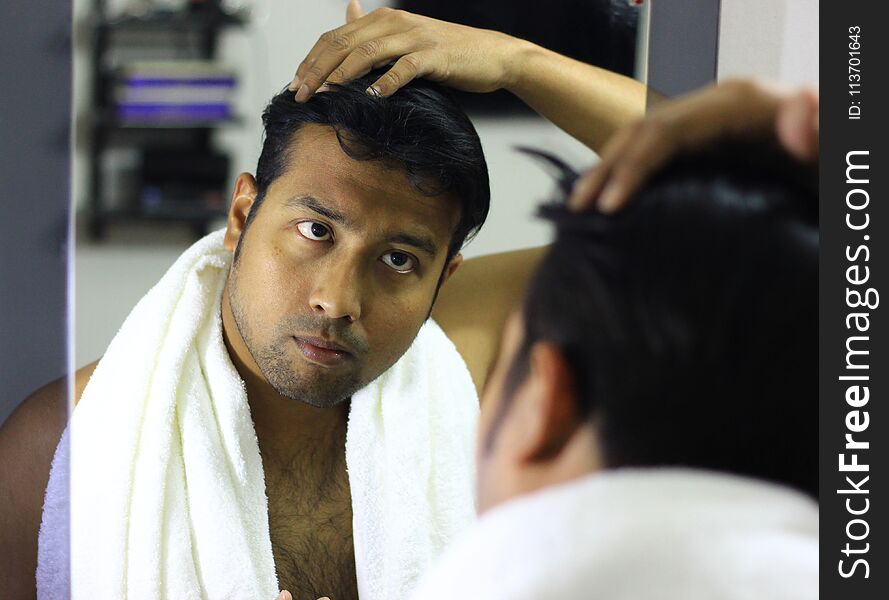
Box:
[409,469,818,600]
[37,229,478,600]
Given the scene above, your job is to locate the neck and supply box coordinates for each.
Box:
[221,285,349,462]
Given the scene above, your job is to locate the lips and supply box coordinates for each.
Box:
[293,336,352,367]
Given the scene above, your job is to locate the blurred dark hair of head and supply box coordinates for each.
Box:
[249,69,490,262]
[506,142,818,498]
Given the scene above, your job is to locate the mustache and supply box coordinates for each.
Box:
[278,314,369,355]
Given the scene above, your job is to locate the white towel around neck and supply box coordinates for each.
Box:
[409,469,819,600]
[37,229,479,600]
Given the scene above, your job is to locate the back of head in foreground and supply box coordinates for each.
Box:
[492,141,818,501]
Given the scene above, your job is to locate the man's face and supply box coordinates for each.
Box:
[223,124,461,407]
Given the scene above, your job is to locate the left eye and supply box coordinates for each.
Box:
[297,221,332,241]
[381,251,416,273]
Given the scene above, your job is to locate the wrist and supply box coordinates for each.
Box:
[500,37,543,93]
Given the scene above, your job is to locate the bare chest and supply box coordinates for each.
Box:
[264,455,358,600]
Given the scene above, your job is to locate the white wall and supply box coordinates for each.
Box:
[717,0,819,87]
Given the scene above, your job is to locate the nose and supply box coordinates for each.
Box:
[308,258,363,322]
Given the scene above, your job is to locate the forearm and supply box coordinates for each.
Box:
[290,7,645,150]
[505,40,647,152]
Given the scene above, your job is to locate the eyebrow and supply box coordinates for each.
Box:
[386,233,439,259]
[284,195,353,227]
[284,194,440,259]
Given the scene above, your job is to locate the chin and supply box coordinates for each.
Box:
[290,390,352,409]
[267,367,363,408]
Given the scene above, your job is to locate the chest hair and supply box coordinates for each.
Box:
[263,440,358,600]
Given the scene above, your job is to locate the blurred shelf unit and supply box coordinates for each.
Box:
[86,0,248,240]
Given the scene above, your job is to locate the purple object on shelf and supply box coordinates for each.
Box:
[122,77,237,88]
[116,103,232,122]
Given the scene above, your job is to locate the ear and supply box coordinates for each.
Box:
[515,342,581,463]
[440,252,463,284]
[224,173,259,253]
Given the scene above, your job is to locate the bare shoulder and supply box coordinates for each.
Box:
[0,359,98,478]
[433,247,547,396]
[73,360,99,407]
[0,360,98,599]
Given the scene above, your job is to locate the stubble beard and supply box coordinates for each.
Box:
[227,262,365,408]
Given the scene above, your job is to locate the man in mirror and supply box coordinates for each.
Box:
[0,3,644,599]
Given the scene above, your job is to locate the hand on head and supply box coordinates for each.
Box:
[569,80,819,213]
[288,0,520,102]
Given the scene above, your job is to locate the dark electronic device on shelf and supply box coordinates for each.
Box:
[139,148,229,218]
[85,0,247,240]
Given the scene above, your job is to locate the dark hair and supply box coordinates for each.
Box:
[245,70,490,262]
[503,142,818,498]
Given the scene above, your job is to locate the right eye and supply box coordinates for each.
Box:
[297,221,332,241]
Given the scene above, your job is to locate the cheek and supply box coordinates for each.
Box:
[475,429,509,515]
[236,242,311,326]
[360,272,441,372]
[363,293,428,363]
[475,420,493,510]
[475,381,518,514]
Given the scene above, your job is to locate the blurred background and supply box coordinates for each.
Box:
[2,0,818,424]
